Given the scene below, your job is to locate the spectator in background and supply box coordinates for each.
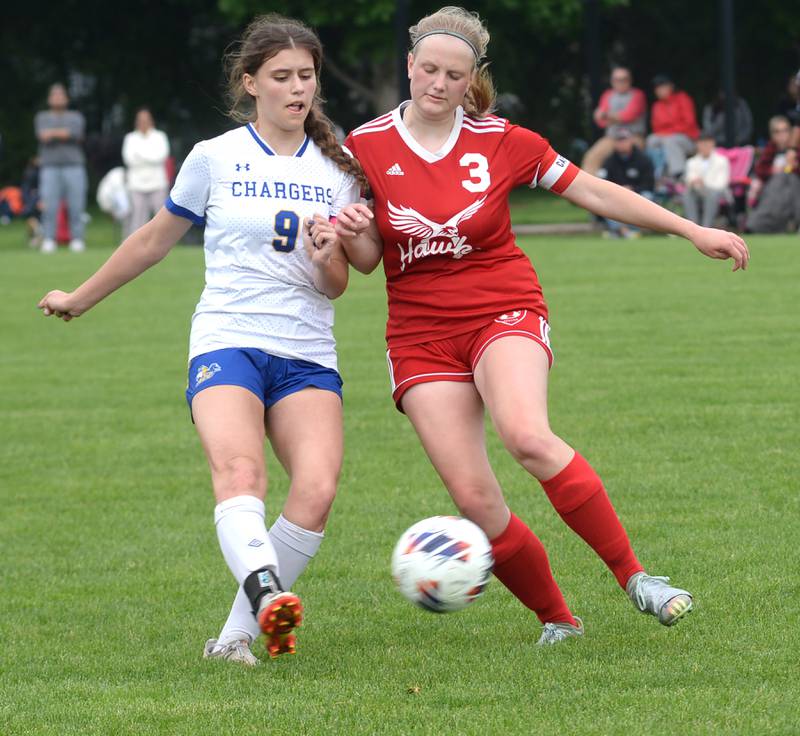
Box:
[597,127,654,238]
[746,115,800,233]
[35,83,88,253]
[776,70,800,148]
[702,91,753,146]
[646,74,699,180]
[122,108,170,236]
[581,66,647,175]
[682,132,730,228]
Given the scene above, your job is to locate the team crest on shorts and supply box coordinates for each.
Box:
[195,362,222,386]
[495,310,527,326]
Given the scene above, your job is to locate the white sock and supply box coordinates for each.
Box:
[216,514,324,645]
[214,495,278,584]
[268,514,324,590]
[217,586,261,646]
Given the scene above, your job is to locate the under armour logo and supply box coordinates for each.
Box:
[247,538,264,547]
[236,163,251,171]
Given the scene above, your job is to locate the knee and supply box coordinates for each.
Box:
[287,475,339,530]
[213,455,265,497]
[503,428,562,467]
[449,483,505,530]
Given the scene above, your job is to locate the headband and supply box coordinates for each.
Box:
[412,30,480,60]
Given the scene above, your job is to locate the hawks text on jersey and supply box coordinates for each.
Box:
[344,104,579,348]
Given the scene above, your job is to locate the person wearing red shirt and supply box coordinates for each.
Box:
[646,74,700,179]
[316,6,748,645]
[581,66,648,176]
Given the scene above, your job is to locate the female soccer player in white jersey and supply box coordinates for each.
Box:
[38,15,365,664]
[323,6,749,644]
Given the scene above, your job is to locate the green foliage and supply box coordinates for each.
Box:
[2,217,798,733]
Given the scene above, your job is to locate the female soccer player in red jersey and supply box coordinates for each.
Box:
[321,6,749,644]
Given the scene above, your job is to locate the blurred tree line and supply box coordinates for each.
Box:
[1,0,798,185]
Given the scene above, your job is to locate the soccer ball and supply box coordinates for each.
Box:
[391,516,494,613]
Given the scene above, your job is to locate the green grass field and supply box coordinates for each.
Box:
[2,216,799,735]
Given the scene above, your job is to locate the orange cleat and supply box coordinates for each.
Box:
[256,591,304,658]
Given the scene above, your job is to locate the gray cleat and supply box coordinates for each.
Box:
[626,572,693,626]
[203,637,260,666]
[537,616,584,646]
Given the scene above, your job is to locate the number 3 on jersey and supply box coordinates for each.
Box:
[460,153,490,193]
[273,210,299,252]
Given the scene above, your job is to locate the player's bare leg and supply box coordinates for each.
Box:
[401,381,509,538]
[475,335,693,625]
[266,387,343,534]
[257,387,344,656]
[401,381,579,637]
[193,385,301,660]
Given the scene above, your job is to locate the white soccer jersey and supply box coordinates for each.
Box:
[167,124,359,370]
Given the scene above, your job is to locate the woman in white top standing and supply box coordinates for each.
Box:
[122,108,170,236]
[38,14,363,666]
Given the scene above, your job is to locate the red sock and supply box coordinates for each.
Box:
[490,513,576,625]
[541,452,643,589]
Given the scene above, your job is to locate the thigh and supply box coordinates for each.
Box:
[473,336,573,478]
[191,385,268,502]
[646,134,662,149]
[474,335,551,433]
[265,388,343,530]
[677,134,696,154]
[402,381,509,538]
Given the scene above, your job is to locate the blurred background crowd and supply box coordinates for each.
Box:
[1,0,798,248]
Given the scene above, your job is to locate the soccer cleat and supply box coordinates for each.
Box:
[626,572,693,626]
[256,591,303,658]
[203,637,260,666]
[536,616,584,646]
[68,239,86,253]
[40,238,57,254]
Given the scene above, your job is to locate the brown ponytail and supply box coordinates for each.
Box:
[464,63,497,118]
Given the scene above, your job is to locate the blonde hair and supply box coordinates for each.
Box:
[409,6,496,118]
[224,14,367,190]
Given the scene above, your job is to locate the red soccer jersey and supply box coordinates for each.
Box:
[344,105,579,348]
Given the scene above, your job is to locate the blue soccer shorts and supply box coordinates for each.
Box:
[185,348,343,413]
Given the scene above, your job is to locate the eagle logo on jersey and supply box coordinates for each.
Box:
[388,196,487,271]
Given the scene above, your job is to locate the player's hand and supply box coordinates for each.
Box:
[304,215,338,264]
[38,290,82,321]
[335,203,374,239]
[690,227,750,272]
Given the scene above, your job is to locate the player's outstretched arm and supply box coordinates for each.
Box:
[38,208,192,321]
[561,170,750,271]
[335,204,383,274]
[306,215,349,299]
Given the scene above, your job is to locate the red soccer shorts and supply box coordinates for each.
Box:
[386,309,554,410]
